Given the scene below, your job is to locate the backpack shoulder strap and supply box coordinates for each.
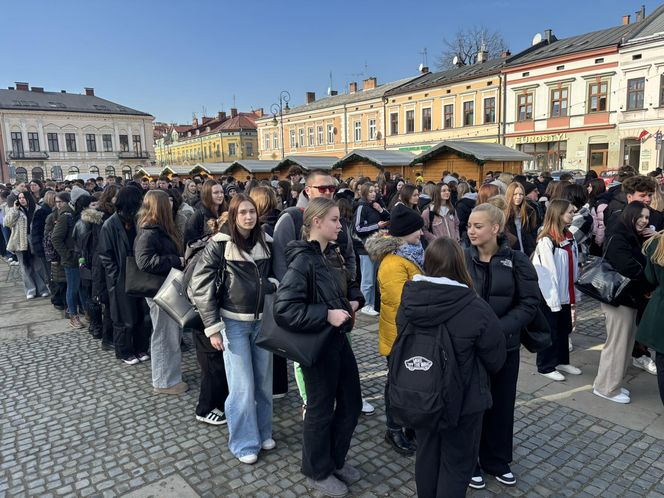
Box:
[428,208,435,233]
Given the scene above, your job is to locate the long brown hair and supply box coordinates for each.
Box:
[98,184,119,215]
[423,237,474,288]
[201,179,226,216]
[249,186,277,217]
[137,190,182,254]
[537,199,571,243]
[505,182,533,229]
[431,183,455,215]
[477,184,500,205]
[227,194,267,254]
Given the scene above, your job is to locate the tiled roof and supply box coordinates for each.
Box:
[218,114,257,131]
[333,149,417,169]
[411,141,532,165]
[276,155,338,171]
[385,59,504,96]
[0,88,151,116]
[505,24,638,67]
[627,4,664,41]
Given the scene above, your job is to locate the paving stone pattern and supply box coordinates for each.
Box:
[1,286,664,497]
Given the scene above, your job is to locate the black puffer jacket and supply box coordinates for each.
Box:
[51,204,78,268]
[604,224,654,310]
[397,276,506,415]
[184,205,222,245]
[134,225,182,276]
[189,229,275,336]
[30,204,51,258]
[273,240,365,347]
[464,239,540,352]
[456,195,475,241]
[505,205,538,257]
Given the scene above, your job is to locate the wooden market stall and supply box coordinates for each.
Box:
[227,160,280,180]
[411,141,532,183]
[272,155,338,179]
[332,149,418,181]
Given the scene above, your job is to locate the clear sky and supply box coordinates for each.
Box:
[2,0,662,124]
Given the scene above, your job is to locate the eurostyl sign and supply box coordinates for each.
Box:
[515,133,568,144]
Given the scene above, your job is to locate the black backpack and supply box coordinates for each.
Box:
[388,318,464,431]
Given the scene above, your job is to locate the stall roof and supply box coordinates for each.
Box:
[136,166,162,177]
[411,141,532,165]
[230,160,281,173]
[276,155,338,171]
[163,165,195,175]
[195,162,233,174]
[333,149,417,169]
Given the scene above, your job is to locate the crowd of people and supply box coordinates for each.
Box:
[2,162,664,497]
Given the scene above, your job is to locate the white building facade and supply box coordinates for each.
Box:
[0,83,155,183]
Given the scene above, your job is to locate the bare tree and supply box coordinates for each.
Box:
[436,26,509,69]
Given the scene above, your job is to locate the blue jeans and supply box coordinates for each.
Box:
[1,226,14,259]
[147,298,183,389]
[359,255,377,308]
[64,266,85,316]
[222,318,273,458]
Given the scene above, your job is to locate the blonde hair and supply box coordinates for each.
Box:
[471,202,505,233]
[249,186,277,217]
[137,190,182,253]
[456,182,471,198]
[651,186,664,211]
[302,197,337,240]
[537,199,571,243]
[42,190,56,208]
[486,195,508,212]
[643,231,664,266]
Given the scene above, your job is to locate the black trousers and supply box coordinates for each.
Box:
[537,304,572,373]
[415,411,484,498]
[300,338,362,480]
[113,298,150,360]
[273,354,289,396]
[478,348,520,476]
[50,281,67,308]
[193,330,229,417]
[657,352,664,407]
[384,356,401,431]
[101,303,114,347]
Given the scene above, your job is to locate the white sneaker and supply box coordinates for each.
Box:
[261,438,276,450]
[556,364,582,375]
[361,399,375,415]
[238,454,258,464]
[360,306,379,316]
[593,389,630,404]
[621,387,631,396]
[633,356,657,375]
[540,371,565,381]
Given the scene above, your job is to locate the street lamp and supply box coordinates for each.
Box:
[270,90,290,159]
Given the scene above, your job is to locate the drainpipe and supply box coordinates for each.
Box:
[501,73,508,145]
[382,96,388,150]
[343,103,348,154]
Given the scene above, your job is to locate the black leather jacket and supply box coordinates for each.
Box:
[189,230,275,336]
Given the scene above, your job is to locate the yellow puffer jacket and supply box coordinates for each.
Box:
[365,231,422,356]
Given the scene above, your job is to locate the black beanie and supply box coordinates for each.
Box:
[389,204,424,237]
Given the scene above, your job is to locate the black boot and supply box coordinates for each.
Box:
[385,429,416,455]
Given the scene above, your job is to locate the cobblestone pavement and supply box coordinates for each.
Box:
[1,266,664,497]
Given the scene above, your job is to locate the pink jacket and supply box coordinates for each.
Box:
[591,204,607,246]
[422,207,460,242]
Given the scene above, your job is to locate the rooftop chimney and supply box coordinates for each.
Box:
[15,82,29,91]
[254,108,264,118]
[501,50,512,59]
[420,66,430,74]
[217,111,227,121]
[7,86,14,90]
[230,107,238,118]
[192,116,199,127]
[477,46,488,63]
[635,5,646,22]
[349,82,357,93]
[623,14,631,25]
[363,77,377,90]
[60,90,66,93]
[330,90,338,96]
[202,116,213,124]
[544,29,553,43]
[84,87,94,96]
[31,86,44,93]
[306,91,316,104]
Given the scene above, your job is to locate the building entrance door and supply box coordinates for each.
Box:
[589,143,608,173]
[623,139,641,171]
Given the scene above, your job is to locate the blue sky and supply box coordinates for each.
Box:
[2,0,661,123]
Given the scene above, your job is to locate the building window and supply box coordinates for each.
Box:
[273,133,278,149]
[298,128,304,147]
[317,126,324,145]
[484,97,496,123]
[550,88,569,117]
[229,143,236,156]
[11,132,23,155]
[308,127,314,146]
[588,82,608,113]
[517,93,533,121]
[89,165,99,176]
[47,133,59,152]
[390,113,399,135]
[15,167,28,183]
[327,124,334,144]
[32,166,44,180]
[290,130,296,147]
[68,166,80,175]
[626,77,645,110]
[444,104,454,128]
[264,134,270,150]
[119,134,129,152]
[132,135,142,153]
[51,165,63,181]
[216,144,221,157]
[354,121,361,142]
[65,133,77,152]
[28,132,40,152]
[86,133,97,152]
[463,101,474,126]
[421,108,432,132]
[368,119,377,140]
[406,110,415,133]
[246,143,253,156]
[102,134,113,152]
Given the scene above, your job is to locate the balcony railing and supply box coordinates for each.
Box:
[118,151,149,159]
[8,151,49,160]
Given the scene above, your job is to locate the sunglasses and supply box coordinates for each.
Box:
[310,185,336,194]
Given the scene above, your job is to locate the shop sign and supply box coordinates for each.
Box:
[515,133,567,144]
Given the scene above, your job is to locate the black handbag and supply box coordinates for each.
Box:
[576,237,630,305]
[256,264,331,367]
[521,304,552,353]
[153,268,202,329]
[124,255,166,298]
